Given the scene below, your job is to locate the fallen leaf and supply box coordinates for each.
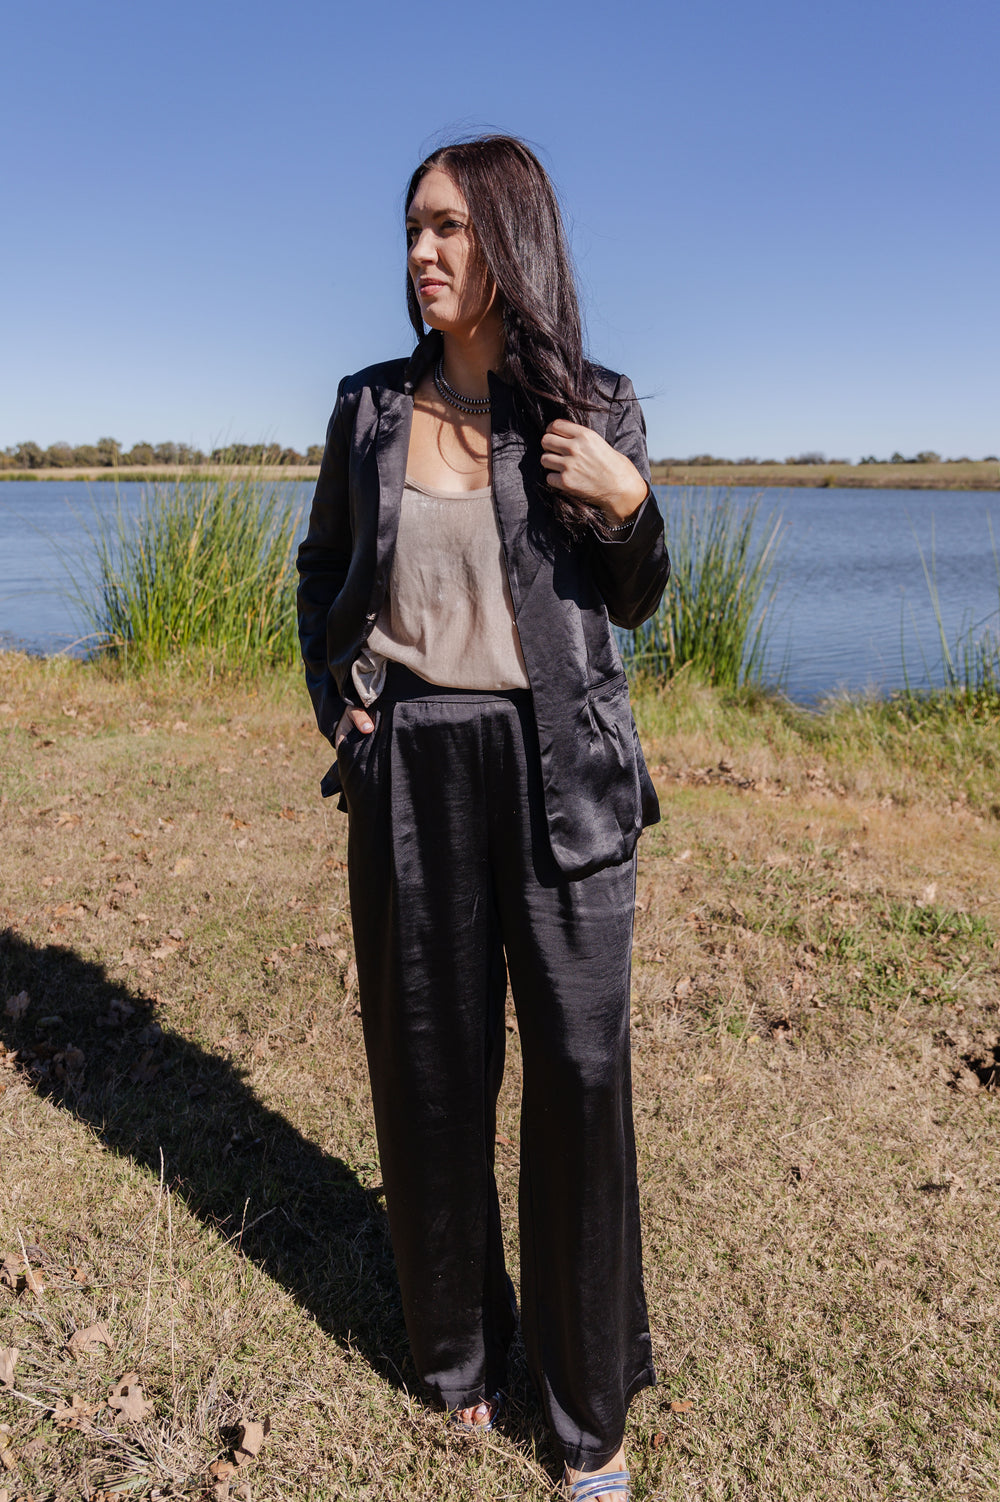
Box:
[151,940,180,961]
[108,1372,154,1423]
[209,1461,236,1480]
[51,1392,101,1429]
[234,1415,270,1463]
[695,1074,715,1085]
[0,1349,17,1387]
[0,1445,16,1472]
[55,811,82,829]
[170,857,195,877]
[652,1431,666,1449]
[4,992,29,1021]
[0,1256,21,1290]
[52,900,87,919]
[67,1322,113,1358]
[23,1266,44,1297]
[343,957,358,1004]
[55,1045,86,1076]
[315,932,335,949]
[129,1048,161,1085]
[670,1399,694,1413]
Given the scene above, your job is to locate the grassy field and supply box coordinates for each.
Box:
[2,460,999,491]
[0,467,319,484]
[647,461,1000,492]
[1,655,998,1500]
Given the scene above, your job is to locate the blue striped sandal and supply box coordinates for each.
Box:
[564,1469,631,1501]
[449,1392,503,1432]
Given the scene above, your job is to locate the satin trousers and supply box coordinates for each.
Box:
[339,665,654,1471]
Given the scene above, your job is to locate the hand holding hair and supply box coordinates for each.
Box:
[541,419,649,524]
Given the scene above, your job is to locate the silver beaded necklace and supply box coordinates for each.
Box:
[434,357,491,416]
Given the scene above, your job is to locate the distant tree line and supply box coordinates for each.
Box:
[5,441,996,473]
[0,439,326,471]
[652,451,997,466]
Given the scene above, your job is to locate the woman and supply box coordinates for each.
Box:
[297,135,669,1502]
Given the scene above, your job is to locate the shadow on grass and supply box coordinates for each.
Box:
[0,926,412,1394]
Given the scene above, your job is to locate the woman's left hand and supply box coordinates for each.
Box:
[540,419,649,525]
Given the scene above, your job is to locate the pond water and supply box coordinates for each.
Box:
[1,479,998,704]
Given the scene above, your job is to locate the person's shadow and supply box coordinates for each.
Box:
[0,925,411,1391]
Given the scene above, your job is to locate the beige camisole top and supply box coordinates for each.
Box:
[351,477,529,706]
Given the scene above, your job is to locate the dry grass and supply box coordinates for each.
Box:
[0,467,319,484]
[1,655,998,1500]
[5,460,1000,492]
[648,461,1000,491]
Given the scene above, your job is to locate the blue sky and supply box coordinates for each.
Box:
[2,0,997,461]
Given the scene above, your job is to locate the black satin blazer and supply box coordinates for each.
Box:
[296,333,670,878]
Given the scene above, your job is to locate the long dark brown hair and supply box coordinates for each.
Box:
[404,135,609,535]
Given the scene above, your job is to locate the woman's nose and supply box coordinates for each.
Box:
[408,228,436,265]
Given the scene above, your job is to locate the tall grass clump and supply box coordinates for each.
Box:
[75,473,304,673]
[901,517,1000,714]
[622,490,784,689]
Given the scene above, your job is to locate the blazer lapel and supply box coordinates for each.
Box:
[488,372,546,611]
[372,385,413,613]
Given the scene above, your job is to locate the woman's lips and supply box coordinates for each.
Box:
[418,280,446,297]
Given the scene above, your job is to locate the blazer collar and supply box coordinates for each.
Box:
[488,369,547,608]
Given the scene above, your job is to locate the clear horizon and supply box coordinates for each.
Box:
[2,0,997,463]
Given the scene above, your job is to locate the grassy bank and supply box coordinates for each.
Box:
[1,655,998,1500]
[3,460,1000,490]
[648,460,1000,492]
[0,466,319,484]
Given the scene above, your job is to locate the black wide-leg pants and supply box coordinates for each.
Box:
[339,665,654,1471]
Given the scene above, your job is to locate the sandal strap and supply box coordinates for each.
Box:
[568,1470,631,1501]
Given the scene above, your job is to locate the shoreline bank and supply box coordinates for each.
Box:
[2,460,998,490]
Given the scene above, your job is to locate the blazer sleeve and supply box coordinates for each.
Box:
[588,375,670,629]
[296,378,358,743]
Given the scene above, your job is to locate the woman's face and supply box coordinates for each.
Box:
[406,168,498,337]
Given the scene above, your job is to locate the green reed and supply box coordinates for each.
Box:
[900,516,1000,712]
[622,490,784,689]
[74,473,304,673]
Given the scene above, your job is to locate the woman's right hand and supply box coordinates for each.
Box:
[335,705,374,748]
